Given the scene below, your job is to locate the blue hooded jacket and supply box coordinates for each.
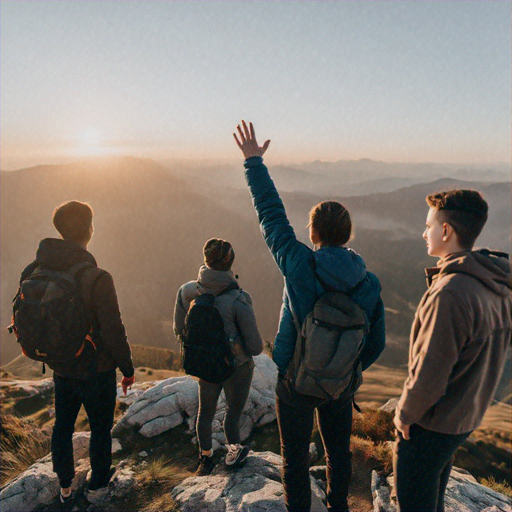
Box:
[244,157,386,375]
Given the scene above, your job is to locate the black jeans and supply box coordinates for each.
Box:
[276,393,353,512]
[196,360,254,451]
[52,369,117,489]
[393,424,471,512]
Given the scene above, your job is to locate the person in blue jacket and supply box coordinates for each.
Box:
[234,120,386,512]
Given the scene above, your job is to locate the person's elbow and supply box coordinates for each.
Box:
[246,335,264,356]
[360,332,386,371]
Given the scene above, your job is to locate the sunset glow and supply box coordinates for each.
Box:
[79,129,103,147]
[1,1,510,170]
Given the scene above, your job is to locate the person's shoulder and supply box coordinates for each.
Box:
[364,271,382,292]
[180,280,199,302]
[434,272,477,297]
[236,289,253,306]
[82,265,111,289]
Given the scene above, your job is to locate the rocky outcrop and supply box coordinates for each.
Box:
[172,451,327,512]
[378,398,399,414]
[0,430,124,512]
[0,432,92,512]
[0,378,55,399]
[113,355,278,449]
[372,467,512,512]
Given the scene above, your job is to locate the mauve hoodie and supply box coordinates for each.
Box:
[396,249,512,435]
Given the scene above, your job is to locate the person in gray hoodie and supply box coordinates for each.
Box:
[393,189,512,512]
[174,238,263,475]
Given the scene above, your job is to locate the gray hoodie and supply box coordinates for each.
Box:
[173,266,263,366]
[396,249,512,435]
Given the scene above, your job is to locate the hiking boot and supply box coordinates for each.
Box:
[59,490,74,511]
[225,444,250,467]
[85,467,116,503]
[196,453,215,476]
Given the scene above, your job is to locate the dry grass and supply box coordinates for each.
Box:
[129,428,196,512]
[353,409,395,444]
[137,457,192,512]
[351,435,393,475]
[131,344,181,371]
[478,477,512,498]
[0,413,51,486]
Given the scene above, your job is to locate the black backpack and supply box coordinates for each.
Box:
[286,259,368,401]
[9,261,96,372]
[180,284,239,383]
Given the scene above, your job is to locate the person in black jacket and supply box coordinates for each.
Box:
[19,201,135,507]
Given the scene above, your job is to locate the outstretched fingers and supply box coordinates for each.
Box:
[262,139,271,154]
[233,133,243,149]
[237,124,246,142]
[242,120,251,141]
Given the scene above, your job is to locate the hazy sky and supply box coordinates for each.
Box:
[1,1,511,169]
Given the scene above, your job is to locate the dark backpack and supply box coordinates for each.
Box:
[9,261,96,372]
[286,260,368,401]
[180,284,239,384]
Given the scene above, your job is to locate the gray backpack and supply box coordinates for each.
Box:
[286,261,368,401]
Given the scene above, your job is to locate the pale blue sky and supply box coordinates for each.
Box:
[1,1,511,168]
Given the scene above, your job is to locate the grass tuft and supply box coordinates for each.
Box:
[352,408,395,443]
[0,413,51,486]
[479,476,512,498]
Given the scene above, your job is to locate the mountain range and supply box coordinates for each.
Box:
[1,156,510,380]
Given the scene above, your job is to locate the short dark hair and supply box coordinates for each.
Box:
[426,189,488,249]
[203,238,235,271]
[309,201,352,247]
[53,201,93,243]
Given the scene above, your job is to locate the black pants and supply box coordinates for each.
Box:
[276,393,353,512]
[196,360,254,451]
[393,424,471,512]
[52,369,117,489]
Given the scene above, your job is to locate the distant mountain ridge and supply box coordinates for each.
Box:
[1,156,510,371]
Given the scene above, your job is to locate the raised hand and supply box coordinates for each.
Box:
[233,120,271,159]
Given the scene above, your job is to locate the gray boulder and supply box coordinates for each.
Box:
[372,467,512,512]
[83,463,136,511]
[172,451,327,512]
[0,432,118,512]
[0,378,55,399]
[0,455,89,512]
[113,355,278,446]
[378,398,399,414]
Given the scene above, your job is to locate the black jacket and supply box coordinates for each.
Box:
[21,238,134,378]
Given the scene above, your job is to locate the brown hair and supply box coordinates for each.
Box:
[53,201,93,244]
[426,189,488,249]
[203,238,235,271]
[308,201,352,247]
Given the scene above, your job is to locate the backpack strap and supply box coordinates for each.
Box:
[215,282,241,297]
[67,261,94,277]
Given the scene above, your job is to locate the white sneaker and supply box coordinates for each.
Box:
[225,444,250,467]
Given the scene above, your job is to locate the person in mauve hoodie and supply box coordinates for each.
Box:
[17,201,135,509]
[393,190,512,512]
